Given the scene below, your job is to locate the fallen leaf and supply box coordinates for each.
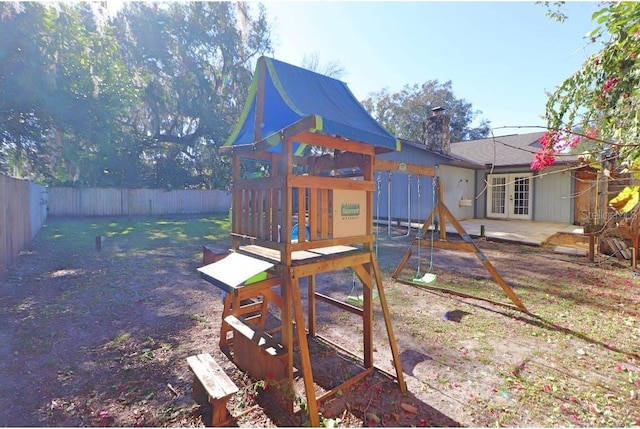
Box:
[401,403,418,414]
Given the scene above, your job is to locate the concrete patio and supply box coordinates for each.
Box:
[379,218,585,247]
[452,219,584,247]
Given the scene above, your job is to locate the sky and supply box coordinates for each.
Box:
[260,1,601,137]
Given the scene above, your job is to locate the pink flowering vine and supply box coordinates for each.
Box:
[531,130,584,171]
[603,77,619,93]
[531,150,556,170]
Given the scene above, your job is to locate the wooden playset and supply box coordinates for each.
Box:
[195,56,409,426]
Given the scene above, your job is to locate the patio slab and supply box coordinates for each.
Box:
[451,219,584,246]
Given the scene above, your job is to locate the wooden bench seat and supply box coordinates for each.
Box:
[186,353,238,427]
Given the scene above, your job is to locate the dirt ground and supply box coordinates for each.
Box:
[1,216,638,427]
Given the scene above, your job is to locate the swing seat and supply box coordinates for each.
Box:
[412,272,437,284]
[347,288,379,304]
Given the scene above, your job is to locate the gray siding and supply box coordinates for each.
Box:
[474,166,573,222]
[532,166,573,223]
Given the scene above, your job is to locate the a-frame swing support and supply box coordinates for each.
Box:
[390,178,529,314]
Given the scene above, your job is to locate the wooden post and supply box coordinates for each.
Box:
[307,275,316,336]
[372,256,407,392]
[290,277,320,427]
[588,234,596,263]
[362,154,374,368]
[437,179,447,241]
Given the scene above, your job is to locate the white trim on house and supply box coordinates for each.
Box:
[487,173,533,220]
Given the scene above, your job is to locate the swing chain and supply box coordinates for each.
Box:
[375,171,382,255]
[428,177,437,272]
[416,175,437,278]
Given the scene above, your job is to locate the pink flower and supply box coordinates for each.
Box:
[585,129,597,139]
[569,135,580,149]
[603,77,619,93]
[99,410,109,420]
[635,379,640,387]
[531,151,555,170]
[540,132,554,149]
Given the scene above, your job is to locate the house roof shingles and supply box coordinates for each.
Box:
[450,132,545,167]
[399,138,484,169]
[450,131,582,168]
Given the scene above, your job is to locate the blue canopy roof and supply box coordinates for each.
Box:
[224,56,400,154]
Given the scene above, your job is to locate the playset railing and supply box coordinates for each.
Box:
[231,175,374,251]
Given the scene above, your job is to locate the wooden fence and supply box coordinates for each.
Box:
[0,174,48,277]
[48,187,232,217]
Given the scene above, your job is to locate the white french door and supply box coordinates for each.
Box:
[487,173,532,220]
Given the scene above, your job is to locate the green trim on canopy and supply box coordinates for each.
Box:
[265,58,306,117]
[310,114,323,134]
[225,70,259,149]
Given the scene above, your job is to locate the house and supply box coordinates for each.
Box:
[377,110,589,226]
[450,131,583,224]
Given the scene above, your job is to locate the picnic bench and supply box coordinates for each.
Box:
[186,353,238,427]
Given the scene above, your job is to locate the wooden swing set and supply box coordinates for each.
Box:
[390,174,529,314]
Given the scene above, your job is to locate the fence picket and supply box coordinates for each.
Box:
[1,181,231,278]
[47,187,231,217]
[0,175,47,277]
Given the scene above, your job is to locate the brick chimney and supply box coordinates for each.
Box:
[425,107,451,155]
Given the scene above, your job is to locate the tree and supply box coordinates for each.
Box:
[111,2,272,189]
[361,80,490,144]
[0,2,138,184]
[0,2,272,189]
[538,2,640,213]
[0,3,56,178]
[301,52,345,79]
